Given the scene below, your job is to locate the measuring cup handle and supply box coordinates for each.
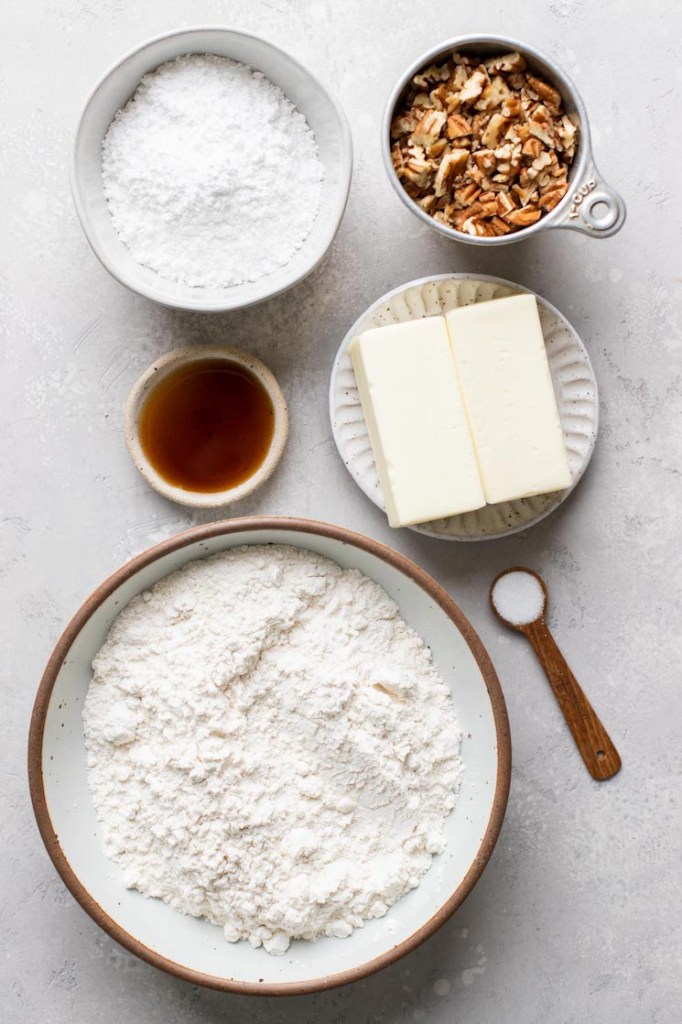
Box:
[554,158,626,238]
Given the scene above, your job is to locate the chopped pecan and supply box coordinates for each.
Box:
[522,137,542,159]
[413,63,449,89]
[403,153,433,188]
[476,75,513,111]
[480,112,508,148]
[412,109,447,147]
[485,51,527,73]
[459,69,488,103]
[418,194,437,212]
[527,150,553,180]
[528,121,555,148]
[454,182,481,206]
[473,149,497,173]
[471,199,499,218]
[391,114,417,139]
[526,74,562,114]
[505,206,542,226]
[429,138,449,157]
[390,49,577,234]
[512,182,538,206]
[447,113,472,139]
[538,181,568,211]
[502,95,523,118]
[429,85,448,110]
[434,149,469,195]
[490,215,512,235]
[462,215,488,236]
[496,191,518,216]
[452,52,478,67]
[448,64,470,93]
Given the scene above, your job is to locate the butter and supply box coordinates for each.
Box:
[445,294,571,504]
[349,317,485,527]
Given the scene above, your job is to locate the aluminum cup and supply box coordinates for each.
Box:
[382,34,626,245]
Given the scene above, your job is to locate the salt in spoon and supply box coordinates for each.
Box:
[490,567,621,781]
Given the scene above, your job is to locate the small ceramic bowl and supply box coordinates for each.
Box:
[125,345,288,508]
[383,33,626,245]
[72,27,352,311]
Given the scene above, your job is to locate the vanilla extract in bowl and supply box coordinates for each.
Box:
[138,359,275,493]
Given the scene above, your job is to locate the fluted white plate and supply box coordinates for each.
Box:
[330,274,598,541]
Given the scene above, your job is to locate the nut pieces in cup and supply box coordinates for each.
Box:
[383,34,626,243]
[390,49,578,237]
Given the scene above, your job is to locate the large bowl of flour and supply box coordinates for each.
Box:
[29,517,510,994]
[71,29,352,311]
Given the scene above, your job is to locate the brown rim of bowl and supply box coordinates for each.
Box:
[28,515,512,996]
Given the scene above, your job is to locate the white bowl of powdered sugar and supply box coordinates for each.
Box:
[72,28,352,311]
[29,518,510,994]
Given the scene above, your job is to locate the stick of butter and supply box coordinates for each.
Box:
[445,294,572,504]
[349,316,485,527]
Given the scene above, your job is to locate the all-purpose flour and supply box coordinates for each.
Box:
[101,55,325,288]
[83,545,463,955]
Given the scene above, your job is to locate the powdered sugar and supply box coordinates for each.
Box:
[83,545,463,955]
[101,55,325,288]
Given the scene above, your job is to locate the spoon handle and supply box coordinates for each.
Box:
[524,619,621,781]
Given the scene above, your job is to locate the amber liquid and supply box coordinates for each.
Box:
[139,359,275,493]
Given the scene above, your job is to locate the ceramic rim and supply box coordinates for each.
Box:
[28,516,511,996]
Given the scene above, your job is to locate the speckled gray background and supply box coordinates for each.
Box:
[2,1,680,1021]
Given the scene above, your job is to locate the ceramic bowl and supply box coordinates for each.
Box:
[28,517,511,994]
[72,27,352,311]
[383,33,626,245]
[330,273,598,541]
[124,345,288,509]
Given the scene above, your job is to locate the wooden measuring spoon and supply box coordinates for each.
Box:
[490,567,621,781]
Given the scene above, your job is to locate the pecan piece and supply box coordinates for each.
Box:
[528,121,556,149]
[454,182,481,206]
[412,109,447,147]
[475,75,513,111]
[526,74,562,115]
[459,69,488,103]
[505,206,542,227]
[490,215,512,235]
[522,137,542,160]
[485,51,527,73]
[538,181,568,211]
[473,149,496,174]
[496,191,518,216]
[447,113,472,139]
[434,149,469,195]
[481,113,508,148]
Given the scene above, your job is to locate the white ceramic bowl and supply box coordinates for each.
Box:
[124,345,289,509]
[29,518,510,994]
[72,28,353,311]
[330,274,598,541]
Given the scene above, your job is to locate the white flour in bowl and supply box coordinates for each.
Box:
[101,55,325,288]
[83,545,463,955]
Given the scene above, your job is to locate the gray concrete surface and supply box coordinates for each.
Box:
[2,1,680,1021]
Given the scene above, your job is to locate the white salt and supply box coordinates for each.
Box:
[491,570,545,625]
